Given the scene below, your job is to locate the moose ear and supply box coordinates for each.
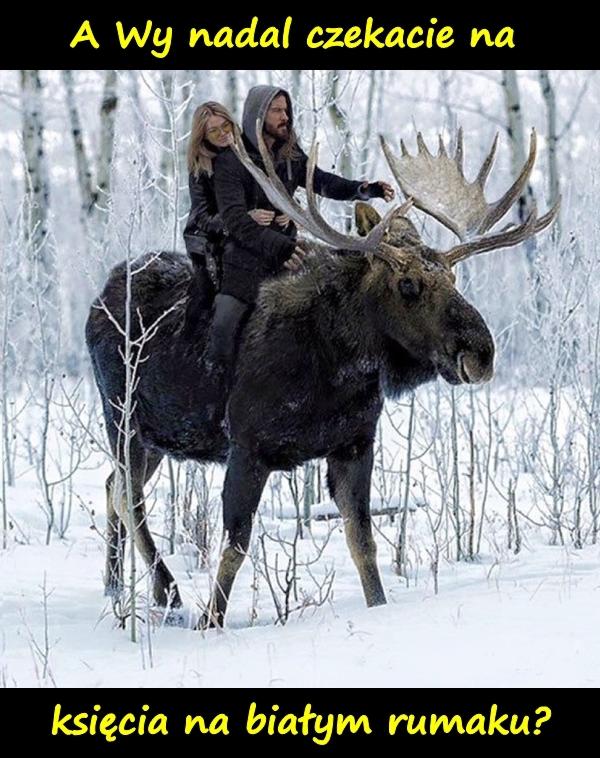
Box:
[355,202,382,237]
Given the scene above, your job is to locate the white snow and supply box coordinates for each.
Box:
[1,429,599,688]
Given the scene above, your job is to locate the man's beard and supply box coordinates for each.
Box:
[266,122,289,140]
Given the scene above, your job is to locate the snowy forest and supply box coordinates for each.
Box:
[1,69,599,687]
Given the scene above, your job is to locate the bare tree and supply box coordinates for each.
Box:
[254,514,335,626]
[20,71,51,261]
[327,70,353,183]
[97,71,118,212]
[62,70,118,235]
[20,70,57,359]
[538,71,561,215]
[500,70,546,321]
[359,70,378,175]
[226,70,239,120]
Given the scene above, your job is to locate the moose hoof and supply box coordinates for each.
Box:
[197,608,224,631]
[162,607,191,627]
[154,584,183,610]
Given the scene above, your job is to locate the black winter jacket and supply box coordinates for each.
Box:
[214,137,367,276]
[213,84,374,303]
[183,170,225,262]
[214,145,371,304]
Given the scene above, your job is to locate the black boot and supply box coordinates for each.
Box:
[192,255,217,310]
[182,256,217,340]
[203,294,251,425]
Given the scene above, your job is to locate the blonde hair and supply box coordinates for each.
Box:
[187,101,235,178]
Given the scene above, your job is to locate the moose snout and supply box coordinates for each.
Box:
[444,296,495,385]
[458,340,495,384]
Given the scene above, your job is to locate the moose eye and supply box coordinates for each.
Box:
[398,277,422,300]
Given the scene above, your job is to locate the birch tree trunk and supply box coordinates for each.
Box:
[96,70,118,218]
[290,70,304,135]
[155,71,186,246]
[501,70,544,317]
[327,71,353,231]
[226,70,239,120]
[302,461,314,533]
[538,70,561,239]
[20,69,58,367]
[20,70,52,294]
[159,71,175,202]
[128,70,152,205]
[62,70,94,222]
[437,70,457,133]
[178,70,199,181]
[359,70,377,176]
[327,70,352,179]
[501,71,535,224]
[62,69,118,232]
[61,70,119,374]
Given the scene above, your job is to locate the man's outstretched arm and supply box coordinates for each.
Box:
[297,147,394,202]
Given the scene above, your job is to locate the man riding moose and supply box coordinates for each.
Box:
[202,85,394,420]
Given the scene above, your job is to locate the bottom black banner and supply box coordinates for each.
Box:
[1,689,590,749]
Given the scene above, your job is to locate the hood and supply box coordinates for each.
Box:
[242,85,293,151]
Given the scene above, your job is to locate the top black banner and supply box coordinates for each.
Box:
[3,7,588,68]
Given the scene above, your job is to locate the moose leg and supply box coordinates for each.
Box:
[105,469,126,598]
[327,440,386,607]
[105,449,163,596]
[112,444,182,608]
[131,451,182,608]
[203,444,269,628]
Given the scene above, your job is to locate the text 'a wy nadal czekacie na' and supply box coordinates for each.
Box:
[69,17,516,58]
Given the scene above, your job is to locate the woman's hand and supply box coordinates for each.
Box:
[275,213,291,228]
[248,209,275,226]
[284,246,309,272]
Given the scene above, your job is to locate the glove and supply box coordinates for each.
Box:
[364,181,386,199]
[356,181,386,201]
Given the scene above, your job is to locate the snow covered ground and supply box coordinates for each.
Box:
[1,410,599,688]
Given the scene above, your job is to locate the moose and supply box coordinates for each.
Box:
[86,126,558,627]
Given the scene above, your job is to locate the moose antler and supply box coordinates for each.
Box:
[380,128,560,264]
[229,120,408,252]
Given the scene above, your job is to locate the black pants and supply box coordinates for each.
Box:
[189,252,221,305]
[204,293,252,378]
